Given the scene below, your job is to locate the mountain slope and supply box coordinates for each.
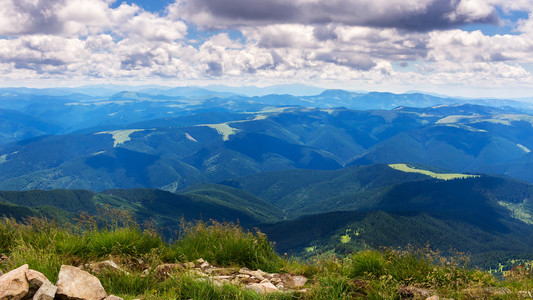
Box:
[0,186,285,233]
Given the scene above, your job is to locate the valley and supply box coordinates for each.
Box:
[1,85,533,272]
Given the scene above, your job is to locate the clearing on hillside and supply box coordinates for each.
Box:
[388,163,478,180]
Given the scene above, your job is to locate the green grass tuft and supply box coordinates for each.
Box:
[166,220,285,272]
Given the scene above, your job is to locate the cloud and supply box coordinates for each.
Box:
[0,0,187,40]
[0,0,532,97]
[172,0,499,31]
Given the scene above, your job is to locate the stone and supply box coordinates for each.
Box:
[25,269,50,298]
[213,275,232,281]
[518,291,532,298]
[32,281,57,300]
[183,262,195,269]
[398,286,431,298]
[0,264,29,300]
[291,275,307,287]
[464,287,511,298]
[56,265,107,300]
[239,268,266,281]
[154,264,184,278]
[200,262,210,269]
[210,268,234,276]
[87,261,122,275]
[105,296,124,300]
[195,258,205,265]
[0,254,8,262]
[246,280,279,294]
[141,269,150,277]
[425,296,440,300]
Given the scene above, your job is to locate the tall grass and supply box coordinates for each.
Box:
[1,215,531,299]
[166,220,285,272]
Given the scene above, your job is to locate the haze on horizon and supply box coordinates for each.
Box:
[1,0,533,98]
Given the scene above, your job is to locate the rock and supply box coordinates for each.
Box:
[105,296,123,300]
[209,268,234,276]
[200,262,210,269]
[518,291,533,298]
[86,260,123,275]
[25,269,50,298]
[425,296,440,300]
[239,268,266,281]
[195,258,205,265]
[141,269,150,277]
[0,264,29,300]
[55,265,107,300]
[32,281,57,300]
[213,275,232,281]
[464,287,511,298]
[398,286,432,298]
[291,275,307,287]
[154,264,184,278]
[246,280,279,294]
[0,254,8,262]
[183,262,195,269]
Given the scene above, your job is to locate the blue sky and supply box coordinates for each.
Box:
[111,0,172,13]
[1,0,533,98]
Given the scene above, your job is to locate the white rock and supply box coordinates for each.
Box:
[87,261,123,275]
[239,268,266,281]
[55,265,107,300]
[246,280,278,294]
[291,275,308,287]
[26,269,50,297]
[0,264,29,300]
[33,281,57,300]
[200,262,210,269]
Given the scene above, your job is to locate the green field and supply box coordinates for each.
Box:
[388,163,479,180]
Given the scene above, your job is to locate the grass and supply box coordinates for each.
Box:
[165,220,284,272]
[389,163,479,180]
[95,129,149,147]
[0,215,532,299]
[196,123,240,141]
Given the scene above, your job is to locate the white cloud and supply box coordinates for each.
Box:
[0,0,533,97]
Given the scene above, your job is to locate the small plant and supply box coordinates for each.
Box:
[349,250,386,278]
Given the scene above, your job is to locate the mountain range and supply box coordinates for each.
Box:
[1,85,533,268]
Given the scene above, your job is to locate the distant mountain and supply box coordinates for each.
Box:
[0,185,285,233]
[352,105,533,181]
[1,86,533,145]
[202,84,327,96]
[2,104,533,190]
[0,109,61,145]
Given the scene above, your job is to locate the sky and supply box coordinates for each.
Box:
[1,0,533,98]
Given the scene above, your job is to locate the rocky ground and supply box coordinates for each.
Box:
[0,258,309,300]
[1,255,531,299]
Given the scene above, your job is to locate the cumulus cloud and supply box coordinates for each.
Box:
[171,0,499,31]
[0,0,187,40]
[0,0,532,96]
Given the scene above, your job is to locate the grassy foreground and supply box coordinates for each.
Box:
[0,215,532,299]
